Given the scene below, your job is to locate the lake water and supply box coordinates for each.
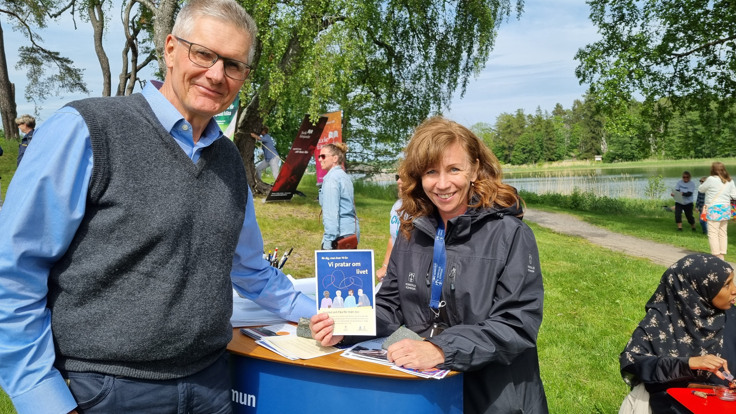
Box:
[502,164,736,200]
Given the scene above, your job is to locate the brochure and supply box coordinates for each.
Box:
[342,337,450,379]
[315,249,376,336]
[672,189,684,204]
[240,323,341,360]
[257,335,342,360]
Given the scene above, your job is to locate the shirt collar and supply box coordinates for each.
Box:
[141,81,224,161]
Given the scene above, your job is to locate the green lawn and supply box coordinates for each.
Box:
[0,163,678,413]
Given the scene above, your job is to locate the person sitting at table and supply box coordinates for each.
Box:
[619,253,736,414]
[311,116,548,413]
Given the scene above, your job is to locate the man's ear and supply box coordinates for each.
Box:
[163,34,177,70]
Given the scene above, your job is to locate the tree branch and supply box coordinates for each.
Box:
[670,35,736,58]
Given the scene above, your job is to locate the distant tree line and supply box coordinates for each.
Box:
[472,94,736,165]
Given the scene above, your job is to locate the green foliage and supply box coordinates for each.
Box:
[644,175,667,200]
[240,0,524,164]
[1,1,90,113]
[521,189,656,216]
[575,0,736,139]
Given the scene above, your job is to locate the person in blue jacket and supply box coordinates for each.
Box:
[15,114,35,166]
[318,142,359,250]
[251,126,280,181]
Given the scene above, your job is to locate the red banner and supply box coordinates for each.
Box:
[266,115,328,202]
[314,111,342,184]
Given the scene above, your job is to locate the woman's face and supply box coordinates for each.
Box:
[712,272,736,310]
[421,141,478,224]
[319,148,338,170]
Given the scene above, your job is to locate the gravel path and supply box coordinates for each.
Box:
[523,208,705,268]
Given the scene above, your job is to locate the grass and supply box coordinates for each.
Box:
[523,190,735,262]
[503,156,736,173]
[0,161,683,413]
[0,138,19,202]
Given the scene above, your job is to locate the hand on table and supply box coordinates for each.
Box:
[387,339,444,370]
[309,312,343,347]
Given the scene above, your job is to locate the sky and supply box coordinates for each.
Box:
[4,0,598,127]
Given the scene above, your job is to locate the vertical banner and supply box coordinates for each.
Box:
[214,96,240,139]
[315,111,342,184]
[266,114,328,202]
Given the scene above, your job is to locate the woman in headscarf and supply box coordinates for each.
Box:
[619,253,736,413]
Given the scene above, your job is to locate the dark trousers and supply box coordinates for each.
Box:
[65,353,232,414]
[675,202,695,226]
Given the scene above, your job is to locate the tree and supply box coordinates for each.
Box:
[492,109,526,164]
[0,1,88,138]
[575,1,736,127]
[232,0,524,194]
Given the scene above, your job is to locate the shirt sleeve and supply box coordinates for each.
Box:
[0,108,92,414]
[231,187,316,321]
[320,177,341,249]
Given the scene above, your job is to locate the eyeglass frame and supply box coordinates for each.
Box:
[174,36,252,81]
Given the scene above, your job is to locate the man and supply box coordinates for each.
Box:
[671,170,697,232]
[15,114,35,166]
[250,126,281,181]
[0,1,315,413]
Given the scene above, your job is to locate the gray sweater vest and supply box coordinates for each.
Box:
[49,94,247,379]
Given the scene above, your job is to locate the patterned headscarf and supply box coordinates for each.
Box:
[620,253,733,384]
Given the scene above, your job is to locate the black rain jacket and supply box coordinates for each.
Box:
[377,203,548,413]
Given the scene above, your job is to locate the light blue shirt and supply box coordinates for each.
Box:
[0,82,315,414]
[674,179,696,205]
[318,166,359,249]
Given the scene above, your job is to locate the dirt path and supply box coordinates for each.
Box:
[523,208,704,268]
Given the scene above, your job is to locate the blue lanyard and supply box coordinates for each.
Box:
[430,220,446,311]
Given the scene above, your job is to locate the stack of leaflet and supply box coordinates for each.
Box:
[341,338,450,379]
[240,323,341,360]
[230,276,316,327]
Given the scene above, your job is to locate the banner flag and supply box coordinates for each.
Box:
[315,111,342,184]
[266,114,328,202]
[215,96,240,139]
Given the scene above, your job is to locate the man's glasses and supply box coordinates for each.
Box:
[175,37,252,81]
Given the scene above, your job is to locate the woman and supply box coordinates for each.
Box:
[698,162,736,260]
[318,142,359,249]
[311,117,548,413]
[619,254,736,413]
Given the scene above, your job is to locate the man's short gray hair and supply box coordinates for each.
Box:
[172,0,257,63]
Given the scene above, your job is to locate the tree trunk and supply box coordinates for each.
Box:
[89,1,111,97]
[235,32,305,195]
[234,92,271,195]
[0,21,18,139]
[151,0,178,73]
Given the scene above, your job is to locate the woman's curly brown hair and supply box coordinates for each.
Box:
[397,116,521,240]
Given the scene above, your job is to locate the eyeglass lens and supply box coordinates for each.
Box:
[319,154,326,160]
[178,37,250,80]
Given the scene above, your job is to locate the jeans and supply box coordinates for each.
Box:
[65,353,232,414]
